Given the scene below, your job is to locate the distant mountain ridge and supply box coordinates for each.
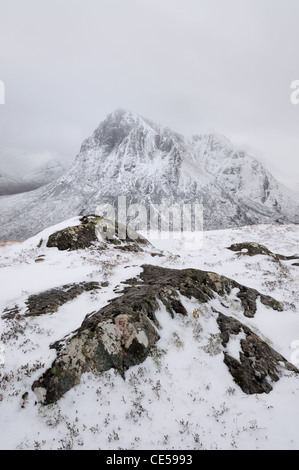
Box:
[0,158,65,196]
[0,109,298,241]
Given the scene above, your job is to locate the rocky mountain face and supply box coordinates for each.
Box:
[0,109,298,241]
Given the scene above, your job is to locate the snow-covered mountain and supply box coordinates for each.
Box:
[0,158,65,196]
[0,109,298,241]
[0,173,25,196]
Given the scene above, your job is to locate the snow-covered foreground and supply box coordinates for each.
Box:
[0,220,299,450]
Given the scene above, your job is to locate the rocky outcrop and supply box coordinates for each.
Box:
[228,242,299,262]
[217,313,298,394]
[32,265,289,405]
[46,215,150,252]
[1,282,101,320]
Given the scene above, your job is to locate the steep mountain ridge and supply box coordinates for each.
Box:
[0,109,298,241]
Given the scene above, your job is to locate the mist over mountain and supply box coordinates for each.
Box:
[0,153,66,196]
[0,109,298,241]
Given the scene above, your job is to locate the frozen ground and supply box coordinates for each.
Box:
[0,220,299,450]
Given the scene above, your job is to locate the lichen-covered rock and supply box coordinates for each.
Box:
[217,313,298,394]
[228,242,272,257]
[46,218,99,251]
[32,265,287,405]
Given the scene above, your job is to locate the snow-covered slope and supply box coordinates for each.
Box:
[0,109,298,241]
[20,159,66,188]
[0,159,65,196]
[0,220,299,450]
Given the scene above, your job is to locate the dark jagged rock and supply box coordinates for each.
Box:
[46,215,150,252]
[25,282,101,317]
[32,265,286,405]
[228,241,299,261]
[217,313,298,394]
[33,309,160,405]
[228,242,272,257]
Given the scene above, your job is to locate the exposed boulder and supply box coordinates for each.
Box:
[25,282,101,317]
[46,215,150,252]
[217,313,298,394]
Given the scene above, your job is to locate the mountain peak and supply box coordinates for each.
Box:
[0,110,299,241]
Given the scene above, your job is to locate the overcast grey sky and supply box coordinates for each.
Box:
[0,0,298,183]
